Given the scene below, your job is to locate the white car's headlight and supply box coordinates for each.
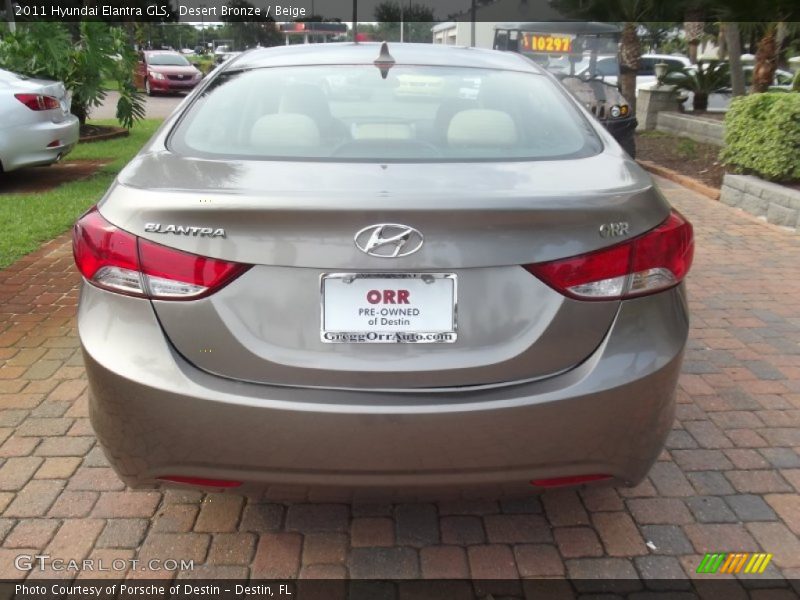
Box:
[149,71,165,80]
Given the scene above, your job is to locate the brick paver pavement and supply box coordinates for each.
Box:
[1,176,799,588]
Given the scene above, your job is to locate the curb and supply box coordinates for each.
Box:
[79,127,129,143]
[637,159,721,201]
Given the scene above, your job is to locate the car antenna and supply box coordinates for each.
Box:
[374,42,395,79]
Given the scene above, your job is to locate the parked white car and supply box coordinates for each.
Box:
[0,69,79,173]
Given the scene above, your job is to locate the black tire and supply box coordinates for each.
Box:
[620,134,636,159]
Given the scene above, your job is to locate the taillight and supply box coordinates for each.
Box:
[157,476,242,488]
[72,208,249,300]
[525,211,693,301]
[531,474,611,488]
[15,93,60,111]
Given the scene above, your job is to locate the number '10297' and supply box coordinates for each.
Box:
[15,5,48,16]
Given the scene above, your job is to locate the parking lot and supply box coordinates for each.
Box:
[0,176,799,590]
[90,92,184,120]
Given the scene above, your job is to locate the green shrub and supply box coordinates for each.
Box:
[721,92,800,182]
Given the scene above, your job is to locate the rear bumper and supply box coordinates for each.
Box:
[79,283,688,501]
[149,78,199,93]
[0,114,79,172]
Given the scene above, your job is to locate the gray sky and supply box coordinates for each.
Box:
[173,0,485,22]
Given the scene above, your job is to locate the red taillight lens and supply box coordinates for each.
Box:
[72,208,250,300]
[531,474,611,488]
[15,93,60,111]
[73,209,142,295]
[158,476,242,488]
[525,211,693,301]
[138,240,249,299]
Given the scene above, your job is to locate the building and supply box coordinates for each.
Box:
[431,22,496,48]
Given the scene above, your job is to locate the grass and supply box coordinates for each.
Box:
[676,138,699,160]
[0,118,162,269]
[638,130,668,138]
[100,79,121,92]
[189,56,216,75]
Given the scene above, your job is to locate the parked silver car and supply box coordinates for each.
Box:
[73,43,694,500]
[0,69,79,173]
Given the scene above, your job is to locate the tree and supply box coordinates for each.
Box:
[640,22,680,52]
[373,2,436,43]
[748,22,800,94]
[723,23,746,96]
[618,21,641,113]
[220,0,281,49]
[752,23,778,93]
[0,22,144,127]
[683,18,704,64]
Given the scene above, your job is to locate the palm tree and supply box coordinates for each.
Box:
[683,18,704,64]
[618,21,641,113]
[722,23,746,97]
[749,21,798,93]
[664,60,730,111]
[752,23,778,93]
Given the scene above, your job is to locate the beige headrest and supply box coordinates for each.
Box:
[250,113,320,149]
[447,109,518,147]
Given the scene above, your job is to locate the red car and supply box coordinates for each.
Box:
[135,51,203,96]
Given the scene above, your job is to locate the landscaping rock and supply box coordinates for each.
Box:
[656,112,725,147]
[720,173,800,232]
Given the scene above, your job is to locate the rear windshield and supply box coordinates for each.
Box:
[148,54,191,66]
[169,65,602,161]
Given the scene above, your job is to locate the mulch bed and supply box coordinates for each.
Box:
[79,124,128,143]
[0,160,111,194]
[636,131,725,189]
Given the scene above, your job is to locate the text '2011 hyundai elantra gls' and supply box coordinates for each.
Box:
[73,43,693,500]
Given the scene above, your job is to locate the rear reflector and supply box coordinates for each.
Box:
[72,207,250,300]
[525,211,693,301]
[531,474,611,488]
[15,93,60,111]
[158,476,242,488]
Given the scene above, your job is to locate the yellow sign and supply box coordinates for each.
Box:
[521,33,574,54]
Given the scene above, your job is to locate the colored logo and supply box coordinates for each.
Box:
[696,552,773,574]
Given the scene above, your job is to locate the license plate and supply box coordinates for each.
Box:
[321,273,457,343]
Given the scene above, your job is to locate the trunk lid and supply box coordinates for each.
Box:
[102,152,669,390]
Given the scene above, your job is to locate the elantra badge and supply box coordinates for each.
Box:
[354,224,424,258]
[144,223,226,238]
